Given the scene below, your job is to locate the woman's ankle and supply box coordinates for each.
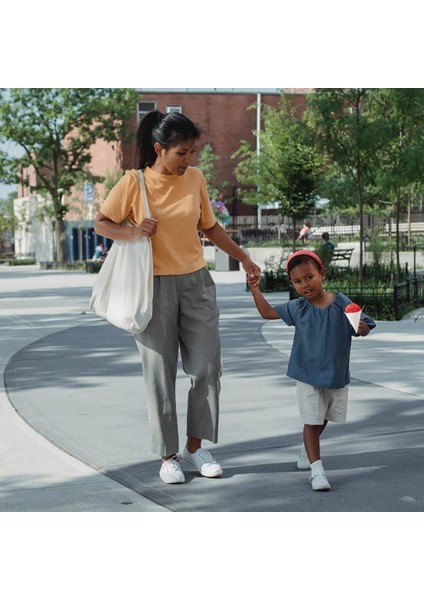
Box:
[186,437,201,454]
[162,453,177,463]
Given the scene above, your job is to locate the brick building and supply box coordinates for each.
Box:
[14,88,311,261]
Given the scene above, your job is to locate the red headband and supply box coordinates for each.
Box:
[286,250,324,274]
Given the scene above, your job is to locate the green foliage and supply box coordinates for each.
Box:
[0,257,36,266]
[261,260,422,320]
[0,88,139,261]
[233,94,322,241]
[103,169,124,199]
[197,143,222,199]
[305,88,393,284]
[306,88,424,285]
[0,196,17,255]
[367,234,386,266]
[0,196,17,233]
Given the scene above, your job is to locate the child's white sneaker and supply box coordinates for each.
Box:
[309,459,331,491]
[296,446,310,470]
[310,472,331,491]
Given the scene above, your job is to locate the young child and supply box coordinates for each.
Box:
[248,249,376,491]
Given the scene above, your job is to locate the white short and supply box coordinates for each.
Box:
[296,381,349,425]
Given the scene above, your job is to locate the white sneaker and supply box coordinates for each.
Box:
[159,456,185,484]
[309,472,331,491]
[181,447,223,478]
[296,446,310,470]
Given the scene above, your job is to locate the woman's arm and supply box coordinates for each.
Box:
[201,222,260,276]
[94,212,158,240]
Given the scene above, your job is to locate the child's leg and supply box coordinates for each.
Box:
[304,424,331,491]
[303,424,322,464]
[297,419,328,469]
[303,420,328,461]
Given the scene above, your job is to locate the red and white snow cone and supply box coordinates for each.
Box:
[344,303,362,333]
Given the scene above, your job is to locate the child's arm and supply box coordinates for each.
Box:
[248,274,280,320]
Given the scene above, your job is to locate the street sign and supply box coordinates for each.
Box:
[84,182,94,203]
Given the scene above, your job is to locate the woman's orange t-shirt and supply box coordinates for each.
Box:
[100,167,217,275]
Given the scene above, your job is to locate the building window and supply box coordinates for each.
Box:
[138,101,156,122]
[166,105,182,114]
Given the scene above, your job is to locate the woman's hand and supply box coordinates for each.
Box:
[133,218,158,238]
[240,255,261,279]
[95,212,157,241]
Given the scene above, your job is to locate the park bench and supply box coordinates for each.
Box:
[330,247,354,267]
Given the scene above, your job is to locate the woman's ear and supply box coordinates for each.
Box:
[153,142,164,157]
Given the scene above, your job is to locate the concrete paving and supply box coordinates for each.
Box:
[1,264,424,512]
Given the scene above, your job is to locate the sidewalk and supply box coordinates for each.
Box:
[1,265,424,511]
[0,266,166,511]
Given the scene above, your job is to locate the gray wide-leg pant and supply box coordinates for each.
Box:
[134,267,222,456]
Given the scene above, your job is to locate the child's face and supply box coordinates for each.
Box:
[289,261,325,301]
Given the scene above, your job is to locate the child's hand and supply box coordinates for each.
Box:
[247,272,260,289]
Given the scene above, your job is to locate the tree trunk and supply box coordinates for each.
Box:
[291,216,297,250]
[395,197,401,284]
[54,217,66,263]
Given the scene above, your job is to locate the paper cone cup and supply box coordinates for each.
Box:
[345,310,361,333]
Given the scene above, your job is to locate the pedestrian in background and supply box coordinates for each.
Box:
[247,249,376,491]
[94,110,261,484]
[279,221,289,240]
[297,221,311,243]
[319,231,335,268]
[92,242,107,261]
[321,231,335,253]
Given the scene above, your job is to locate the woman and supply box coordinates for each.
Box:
[94,110,261,484]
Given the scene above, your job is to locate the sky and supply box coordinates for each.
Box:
[0,182,16,199]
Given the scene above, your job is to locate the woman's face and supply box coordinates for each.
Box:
[153,138,198,176]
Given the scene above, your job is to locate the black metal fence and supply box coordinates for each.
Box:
[264,274,424,320]
[393,276,424,319]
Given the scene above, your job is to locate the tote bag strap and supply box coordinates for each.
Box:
[137,169,151,220]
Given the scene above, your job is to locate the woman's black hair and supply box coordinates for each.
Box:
[134,110,203,169]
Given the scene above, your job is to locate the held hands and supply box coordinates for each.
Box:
[247,272,261,290]
[241,256,261,286]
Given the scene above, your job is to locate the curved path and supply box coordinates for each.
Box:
[2,266,424,511]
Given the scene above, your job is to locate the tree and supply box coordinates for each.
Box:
[306,88,389,286]
[0,88,139,261]
[369,88,424,282]
[197,143,221,200]
[232,94,322,247]
[0,191,17,255]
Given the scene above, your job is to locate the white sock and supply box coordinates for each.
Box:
[311,460,325,475]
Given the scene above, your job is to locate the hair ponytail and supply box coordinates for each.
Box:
[134,110,203,170]
[135,110,162,169]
